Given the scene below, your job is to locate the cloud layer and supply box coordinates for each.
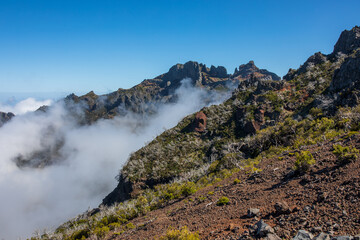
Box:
[0,98,53,115]
[0,80,232,239]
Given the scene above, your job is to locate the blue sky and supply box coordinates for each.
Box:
[0,0,359,95]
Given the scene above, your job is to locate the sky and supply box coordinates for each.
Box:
[0,0,359,95]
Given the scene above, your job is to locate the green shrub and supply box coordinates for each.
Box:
[333,144,359,164]
[233,178,241,184]
[159,226,199,240]
[93,226,109,238]
[294,151,315,173]
[216,196,229,206]
[126,222,136,229]
[69,229,89,240]
[180,182,197,197]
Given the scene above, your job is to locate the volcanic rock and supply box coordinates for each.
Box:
[293,230,314,240]
[314,233,331,240]
[254,220,275,237]
[247,208,260,218]
[193,111,207,133]
[274,201,291,215]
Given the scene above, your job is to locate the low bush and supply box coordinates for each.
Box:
[294,151,315,173]
[333,144,359,165]
[216,197,229,206]
[159,226,199,240]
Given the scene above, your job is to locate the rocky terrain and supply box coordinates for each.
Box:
[30,26,360,240]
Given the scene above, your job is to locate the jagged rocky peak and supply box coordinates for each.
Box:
[155,61,201,87]
[283,52,328,80]
[233,60,281,81]
[0,111,15,127]
[333,26,360,54]
[157,61,228,87]
[209,65,228,78]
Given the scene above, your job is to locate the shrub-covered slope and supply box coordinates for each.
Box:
[30,26,360,240]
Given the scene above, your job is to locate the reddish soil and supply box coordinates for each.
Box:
[108,135,360,239]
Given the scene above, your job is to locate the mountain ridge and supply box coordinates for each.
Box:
[63,60,280,123]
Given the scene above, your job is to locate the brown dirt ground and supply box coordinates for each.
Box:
[106,134,360,239]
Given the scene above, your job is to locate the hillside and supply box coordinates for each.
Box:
[30,26,360,240]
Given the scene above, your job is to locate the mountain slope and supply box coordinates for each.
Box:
[31,26,360,240]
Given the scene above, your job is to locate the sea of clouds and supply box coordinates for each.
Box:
[0,79,233,239]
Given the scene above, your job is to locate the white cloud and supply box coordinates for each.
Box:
[0,98,53,115]
[0,79,233,239]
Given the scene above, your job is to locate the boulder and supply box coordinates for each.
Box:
[314,233,331,240]
[247,208,260,218]
[254,220,275,237]
[193,111,207,133]
[331,237,353,240]
[266,233,282,240]
[293,230,314,240]
[274,201,291,215]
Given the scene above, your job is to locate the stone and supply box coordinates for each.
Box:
[314,233,331,240]
[293,230,314,240]
[193,111,207,133]
[331,237,353,240]
[274,201,291,215]
[265,233,282,240]
[247,208,260,218]
[254,220,275,237]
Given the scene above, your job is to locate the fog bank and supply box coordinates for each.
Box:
[0,80,232,239]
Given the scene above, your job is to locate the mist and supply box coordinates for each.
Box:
[0,98,53,115]
[0,79,232,239]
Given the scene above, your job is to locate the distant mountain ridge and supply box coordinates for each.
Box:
[64,60,280,123]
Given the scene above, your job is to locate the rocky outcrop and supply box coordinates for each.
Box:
[0,111,14,127]
[158,61,204,88]
[284,52,328,81]
[102,175,133,206]
[193,111,207,133]
[330,51,360,92]
[209,65,228,78]
[234,61,281,81]
[334,26,360,54]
